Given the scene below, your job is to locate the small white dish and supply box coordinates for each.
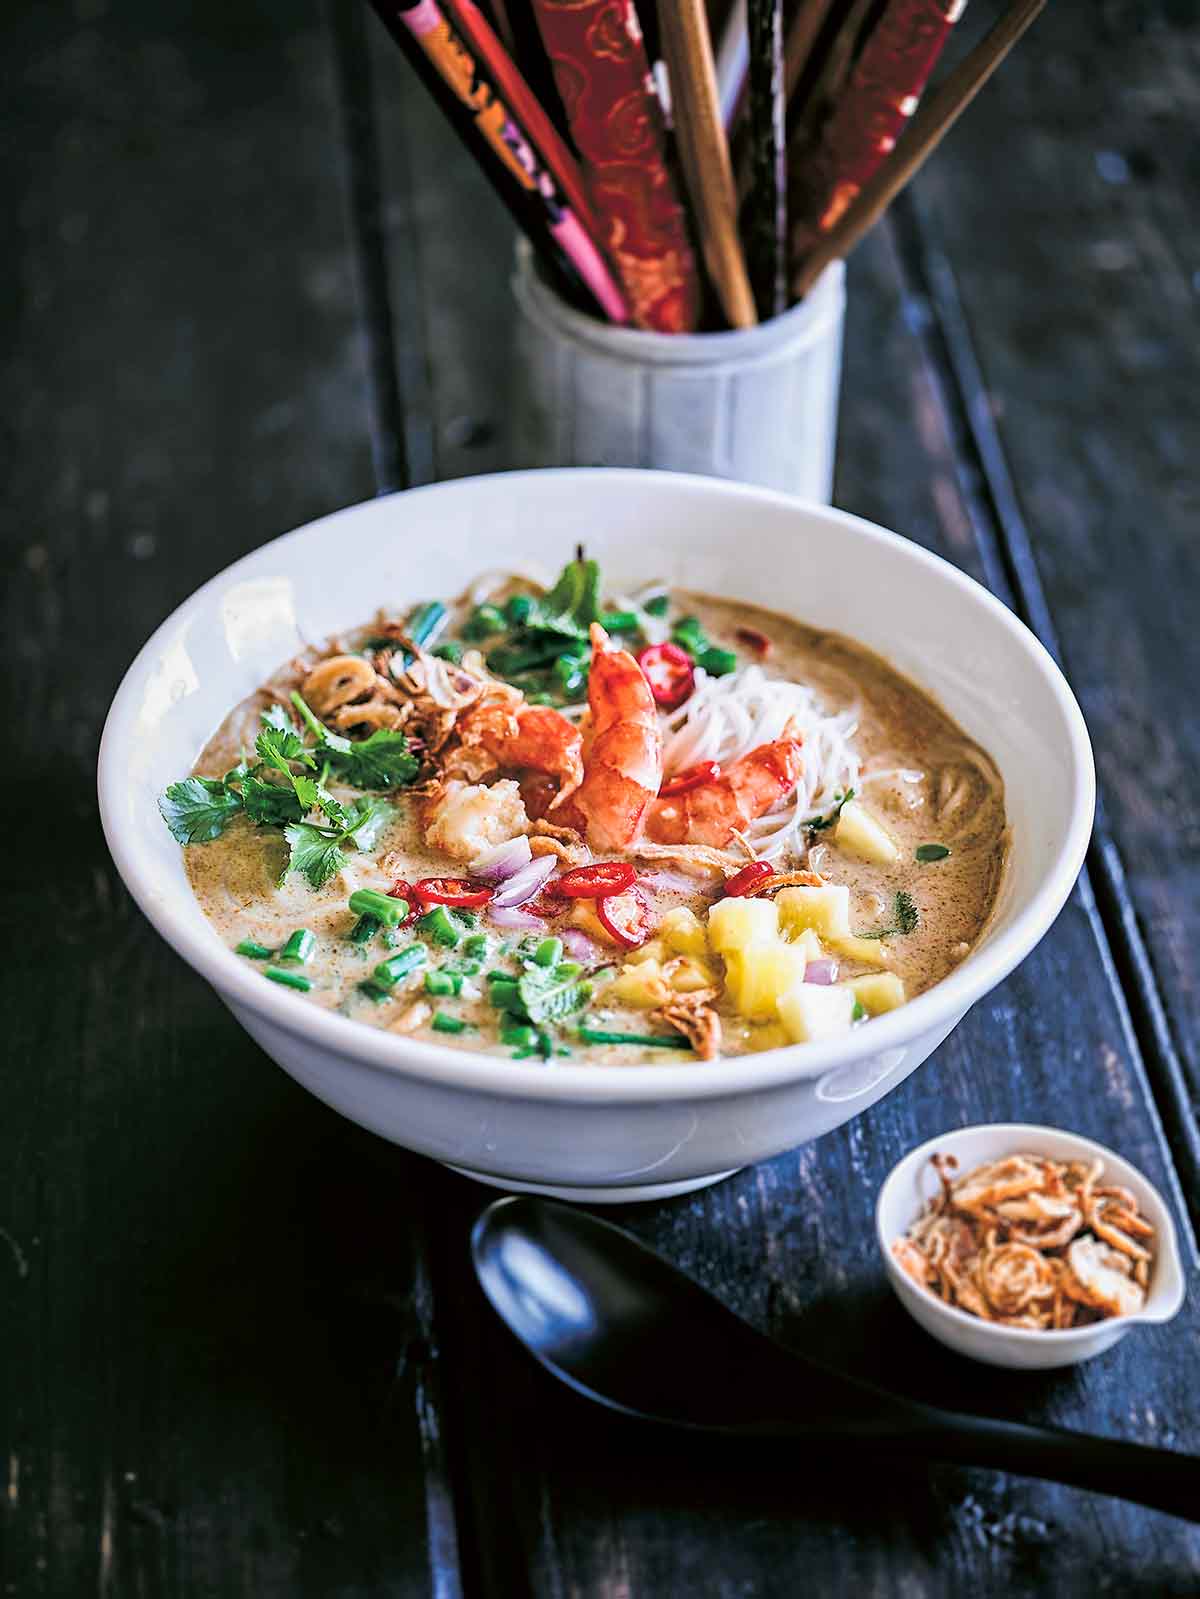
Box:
[876,1122,1186,1370]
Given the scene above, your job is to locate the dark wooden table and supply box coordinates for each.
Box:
[4,2,1198,1593]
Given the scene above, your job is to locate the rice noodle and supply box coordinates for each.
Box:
[659,665,861,859]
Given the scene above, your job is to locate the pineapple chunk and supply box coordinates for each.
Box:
[625,939,666,966]
[844,972,907,1013]
[607,960,671,1009]
[725,941,810,1020]
[788,928,824,963]
[775,884,851,940]
[660,905,709,957]
[834,798,900,865]
[708,895,779,953]
[664,955,720,993]
[777,982,856,1043]
[742,1022,790,1054]
[827,933,891,969]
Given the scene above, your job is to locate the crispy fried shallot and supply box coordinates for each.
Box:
[893,1150,1155,1329]
[652,990,723,1060]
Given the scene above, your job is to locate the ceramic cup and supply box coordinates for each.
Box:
[511,242,846,501]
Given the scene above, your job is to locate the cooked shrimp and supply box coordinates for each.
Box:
[450,700,584,808]
[644,737,803,848]
[569,623,663,850]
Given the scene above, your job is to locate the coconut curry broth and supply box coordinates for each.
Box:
[184,591,1006,1062]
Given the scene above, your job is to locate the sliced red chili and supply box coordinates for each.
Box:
[735,625,772,657]
[597,885,653,949]
[636,642,695,711]
[554,861,638,899]
[412,876,494,909]
[723,861,773,898]
[659,760,720,797]
[388,879,419,926]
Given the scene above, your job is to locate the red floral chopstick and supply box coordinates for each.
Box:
[527,0,703,332]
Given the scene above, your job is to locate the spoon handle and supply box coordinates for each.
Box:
[904,1404,1200,1521]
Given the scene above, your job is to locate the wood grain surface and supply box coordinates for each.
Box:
[2,0,1197,1594]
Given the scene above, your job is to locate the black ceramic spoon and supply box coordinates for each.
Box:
[471,1196,1199,1521]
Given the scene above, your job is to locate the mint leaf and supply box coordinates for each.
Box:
[516,965,593,1025]
[158,777,243,844]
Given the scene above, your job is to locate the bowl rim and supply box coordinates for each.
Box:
[875,1121,1187,1342]
[98,468,1096,1106]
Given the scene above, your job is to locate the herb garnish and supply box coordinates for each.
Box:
[915,843,951,863]
[158,775,245,844]
[858,890,920,940]
[283,796,393,890]
[808,789,856,833]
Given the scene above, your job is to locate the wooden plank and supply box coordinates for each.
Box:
[386,196,1200,1586]
[0,2,460,1593]
[900,0,1200,1219]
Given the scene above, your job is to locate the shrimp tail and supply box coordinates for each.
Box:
[573,623,663,850]
[646,737,804,847]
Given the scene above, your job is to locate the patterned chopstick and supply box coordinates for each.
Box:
[526,0,702,333]
[373,0,629,322]
[789,0,965,263]
[744,0,787,317]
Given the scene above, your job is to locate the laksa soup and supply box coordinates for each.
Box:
[161,555,1008,1064]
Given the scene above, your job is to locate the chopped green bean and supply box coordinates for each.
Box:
[418,906,461,948]
[462,933,489,960]
[600,610,639,633]
[349,914,381,945]
[697,646,737,677]
[432,1012,473,1035]
[576,1026,692,1049]
[432,640,464,665]
[532,936,563,968]
[265,967,312,993]
[372,945,428,989]
[643,593,670,617]
[357,980,391,1004]
[235,940,273,960]
[277,928,315,965]
[348,889,405,927]
[504,593,535,626]
[500,1022,539,1050]
[553,961,584,981]
[424,970,462,997]
[463,603,507,640]
[443,958,483,977]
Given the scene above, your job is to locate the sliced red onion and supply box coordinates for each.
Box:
[804,958,839,986]
[559,927,599,963]
[471,836,533,883]
[487,905,548,933]
[490,854,557,909]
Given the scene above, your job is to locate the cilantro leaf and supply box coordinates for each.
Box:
[158,777,243,844]
[261,704,296,734]
[240,775,305,827]
[327,728,420,790]
[808,788,856,833]
[256,724,315,774]
[342,795,394,850]
[283,822,349,890]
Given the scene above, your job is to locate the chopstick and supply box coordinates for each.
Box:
[792,0,1048,299]
[658,0,758,329]
[744,0,787,317]
[784,0,837,103]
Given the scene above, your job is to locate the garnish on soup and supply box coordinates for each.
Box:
[158,554,1008,1063]
[893,1152,1156,1328]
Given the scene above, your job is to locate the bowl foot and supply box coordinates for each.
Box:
[443,1163,741,1204]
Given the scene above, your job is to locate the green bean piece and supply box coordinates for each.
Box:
[349,914,381,946]
[372,945,428,989]
[454,909,480,929]
[462,932,489,960]
[418,907,461,948]
[424,970,462,997]
[697,646,738,677]
[443,958,482,977]
[235,940,273,960]
[600,610,639,633]
[532,936,564,968]
[643,593,670,617]
[432,1012,473,1035]
[348,889,405,927]
[576,1026,692,1049]
[357,980,391,1004]
[432,640,464,665]
[278,928,316,965]
[537,1030,554,1061]
[463,603,507,640]
[504,593,535,626]
[265,967,312,993]
[500,1022,539,1051]
[553,960,584,981]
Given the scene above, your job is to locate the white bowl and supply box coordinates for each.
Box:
[877,1123,1186,1369]
[98,470,1095,1202]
